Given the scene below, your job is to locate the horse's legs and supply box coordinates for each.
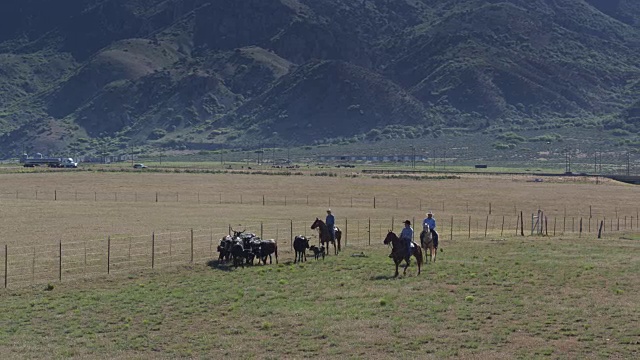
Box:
[403,257,410,275]
[394,262,399,278]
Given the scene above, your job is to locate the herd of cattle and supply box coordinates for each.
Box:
[216,229,326,268]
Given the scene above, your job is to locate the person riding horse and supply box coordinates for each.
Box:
[326,209,335,243]
[390,220,413,258]
[423,212,439,249]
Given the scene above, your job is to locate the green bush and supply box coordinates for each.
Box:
[148,128,167,140]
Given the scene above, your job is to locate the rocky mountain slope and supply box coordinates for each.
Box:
[0,0,638,156]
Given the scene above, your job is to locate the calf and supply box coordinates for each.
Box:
[309,245,325,260]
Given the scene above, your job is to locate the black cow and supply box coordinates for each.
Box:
[293,236,309,263]
[230,242,245,268]
[256,239,278,265]
[217,235,233,262]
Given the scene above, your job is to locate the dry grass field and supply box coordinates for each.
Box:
[0,171,639,358]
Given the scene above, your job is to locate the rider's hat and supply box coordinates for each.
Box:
[426,211,433,216]
[403,220,411,225]
[327,209,332,213]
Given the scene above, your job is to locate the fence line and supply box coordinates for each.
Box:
[0,189,637,220]
[1,214,637,289]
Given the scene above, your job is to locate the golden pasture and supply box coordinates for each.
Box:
[0,171,637,247]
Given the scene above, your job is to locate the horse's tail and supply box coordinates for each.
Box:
[416,247,423,267]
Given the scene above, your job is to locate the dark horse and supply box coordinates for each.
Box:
[311,218,342,255]
[293,235,309,263]
[383,231,422,277]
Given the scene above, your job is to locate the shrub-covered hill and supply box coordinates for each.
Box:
[0,0,638,156]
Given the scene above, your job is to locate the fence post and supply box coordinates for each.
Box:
[520,211,524,236]
[261,222,264,239]
[489,202,491,215]
[107,236,111,274]
[59,241,62,282]
[484,216,489,238]
[373,197,376,209]
[345,218,348,247]
[598,221,604,239]
[4,245,7,288]
[391,217,394,230]
[156,192,158,203]
[553,218,556,236]
[368,218,371,246]
[190,229,194,263]
[55,189,57,201]
[152,232,155,269]
[579,218,583,238]
[469,216,471,238]
[501,216,505,237]
[451,216,454,241]
[263,195,265,206]
[290,220,293,252]
[545,217,548,236]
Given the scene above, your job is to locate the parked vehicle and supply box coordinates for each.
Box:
[133,163,147,169]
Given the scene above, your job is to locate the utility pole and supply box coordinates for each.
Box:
[627,151,631,176]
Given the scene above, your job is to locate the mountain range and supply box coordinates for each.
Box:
[0,0,638,157]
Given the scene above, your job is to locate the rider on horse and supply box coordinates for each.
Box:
[423,212,439,249]
[326,209,335,242]
[389,220,413,258]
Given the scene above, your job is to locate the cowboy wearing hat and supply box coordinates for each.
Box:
[399,219,413,258]
[423,211,439,249]
[326,209,335,242]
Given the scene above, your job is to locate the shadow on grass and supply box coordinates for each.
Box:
[370,274,399,281]
[206,259,235,272]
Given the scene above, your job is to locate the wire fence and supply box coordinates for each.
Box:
[0,189,637,220]
[1,212,638,289]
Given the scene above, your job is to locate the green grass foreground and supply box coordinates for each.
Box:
[1,236,639,359]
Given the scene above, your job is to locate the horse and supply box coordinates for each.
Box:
[311,218,341,255]
[293,235,309,263]
[420,225,437,263]
[383,231,422,277]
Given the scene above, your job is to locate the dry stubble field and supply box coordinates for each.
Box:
[0,171,639,359]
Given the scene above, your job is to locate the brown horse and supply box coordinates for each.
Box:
[420,225,437,263]
[383,231,422,277]
[310,218,341,255]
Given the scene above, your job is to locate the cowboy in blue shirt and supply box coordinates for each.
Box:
[423,212,439,248]
[399,220,413,257]
[326,209,335,241]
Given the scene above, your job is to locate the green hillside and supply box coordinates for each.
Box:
[0,0,638,157]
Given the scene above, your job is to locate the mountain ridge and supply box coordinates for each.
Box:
[0,0,638,156]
